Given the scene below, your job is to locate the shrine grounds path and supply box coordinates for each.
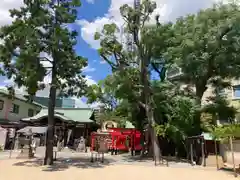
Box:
[0,159,236,180]
[0,148,237,180]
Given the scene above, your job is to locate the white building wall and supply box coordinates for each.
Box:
[177,79,240,111]
[0,94,41,122]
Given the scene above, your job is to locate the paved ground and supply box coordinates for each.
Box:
[0,147,237,180]
[0,159,237,180]
[0,147,215,168]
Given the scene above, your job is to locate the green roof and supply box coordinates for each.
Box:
[0,88,44,108]
[22,108,94,123]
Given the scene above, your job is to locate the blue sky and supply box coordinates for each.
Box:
[74,0,112,82]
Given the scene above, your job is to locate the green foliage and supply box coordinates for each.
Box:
[86,74,119,110]
[86,72,137,126]
[97,111,127,128]
[0,0,87,97]
[165,2,240,101]
[154,82,197,145]
[202,95,237,123]
[211,124,240,142]
[202,77,237,129]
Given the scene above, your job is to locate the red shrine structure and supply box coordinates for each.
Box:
[90,127,142,155]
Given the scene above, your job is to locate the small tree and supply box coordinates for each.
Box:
[0,0,87,165]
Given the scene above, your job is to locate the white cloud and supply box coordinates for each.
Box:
[88,101,102,109]
[86,0,95,4]
[78,0,225,49]
[100,60,107,64]
[0,0,23,26]
[77,17,114,49]
[72,97,90,108]
[82,65,96,72]
[85,75,97,86]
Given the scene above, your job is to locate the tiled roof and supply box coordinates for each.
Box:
[22,108,94,123]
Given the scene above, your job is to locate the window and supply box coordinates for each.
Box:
[0,100,4,110]
[233,85,240,99]
[10,104,19,114]
[28,109,34,117]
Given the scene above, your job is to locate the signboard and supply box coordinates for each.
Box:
[98,137,108,153]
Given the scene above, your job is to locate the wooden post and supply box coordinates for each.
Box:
[201,138,205,166]
[166,154,169,167]
[90,152,93,162]
[86,124,89,139]
[9,139,13,159]
[186,140,190,164]
[229,136,237,177]
[214,140,219,170]
[101,152,104,163]
[190,143,194,165]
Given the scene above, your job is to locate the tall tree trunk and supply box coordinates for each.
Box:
[44,61,57,165]
[194,86,206,135]
[141,62,161,163]
[135,105,146,157]
[146,95,161,163]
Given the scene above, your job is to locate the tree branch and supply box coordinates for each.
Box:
[138,100,146,109]
[141,12,150,29]
[40,57,53,63]
[113,51,120,67]
[100,54,117,70]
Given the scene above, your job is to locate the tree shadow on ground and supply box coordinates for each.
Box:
[13,156,117,172]
[219,167,240,176]
[120,154,154,162]
[120,154,189,164]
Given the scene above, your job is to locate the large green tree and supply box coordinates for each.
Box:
[94,0,174,162]
[166,2,240,133]
[0,0,87,165]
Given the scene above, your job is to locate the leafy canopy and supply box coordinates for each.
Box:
[0,0,87,98]
[166,3,240,99]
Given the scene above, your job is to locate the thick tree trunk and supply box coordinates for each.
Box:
[146,99,161,163]
[143,65,161,163]
[194,87,206,135]
[44,63,57,165]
